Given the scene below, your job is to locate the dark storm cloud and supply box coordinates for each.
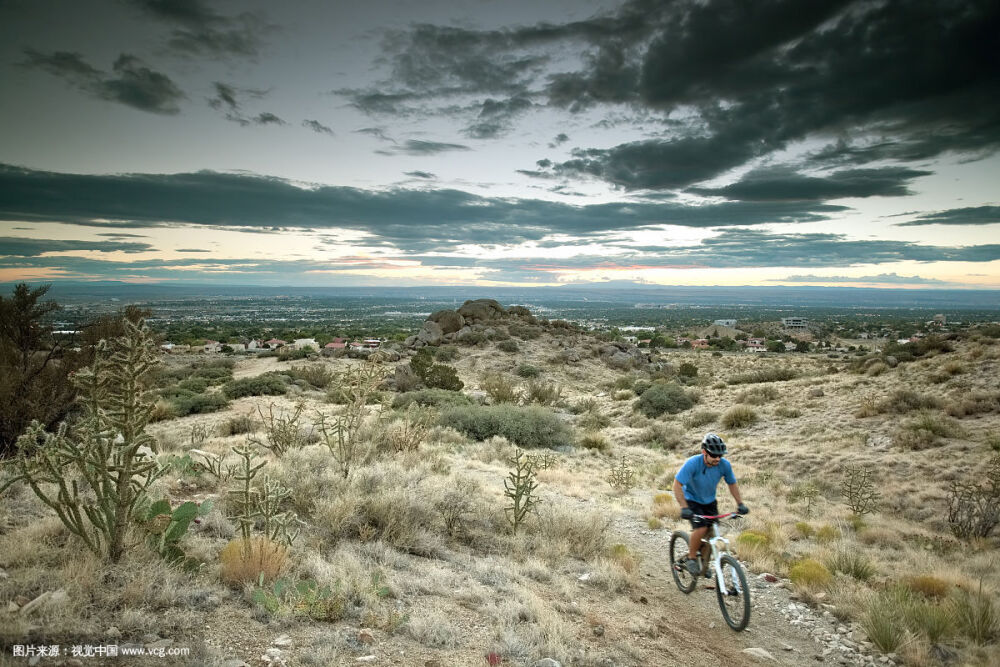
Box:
[773,273,954,285]
[0,237,153,256]
[20,50,184,114]
[549,133,570,148]
[253,112,284,125]
[96,232,148,238]
[463,95,534,139]
[131,0,273,59]
[896,205,1000,226]
[404,171,435,179]
[0,163,845,253]
[397,140,470,155]
[207,82,275,126]
[690,167,932,201]
[352,0,999,187]
[302,119,334,136]
[176,248,210,253]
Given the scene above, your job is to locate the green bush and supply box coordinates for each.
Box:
[277,347,311,362]
[439,404,573,449]
[172,392,230,416]
[877,389,941,414]
[223,374,289,399]
[635,382,695,418]
[481,373,522,404]
[434,345,459,361]
[425,364,464,391]
[578,432,610,453]
[392,388,473,409]
[893,412,961,450]
[683,410,719,428]
[721,404,758,429]
[286,364,334,389]
[497,340,519,353]
[678,362,698,378]
[735,385,779,405]
[525,380,561,406]
[727,367,798,385]
[516,364,541,378]
[825,548,876,581]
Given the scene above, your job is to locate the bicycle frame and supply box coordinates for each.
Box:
[696,512,743,594]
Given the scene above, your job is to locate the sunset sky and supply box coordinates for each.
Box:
[1,0,998,289]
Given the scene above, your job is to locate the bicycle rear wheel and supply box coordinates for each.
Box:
[669,531,697,594]
[715,553,751,631]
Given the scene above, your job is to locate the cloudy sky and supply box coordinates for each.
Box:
[1,0,998,288]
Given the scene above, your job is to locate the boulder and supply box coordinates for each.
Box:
[608,351,634,369]
[416,321,444,346]
[457,298,505,323]
[428,309,465,334]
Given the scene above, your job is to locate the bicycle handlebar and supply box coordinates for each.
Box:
[692,512,742,520]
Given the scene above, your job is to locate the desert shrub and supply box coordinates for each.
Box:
[988,433,1000,452]
[392,389,472,410]
[613,389,633,401]
[736,385,779,404]
[893,412,961,450]
[578,407,611,431]
[877,389,940,414]
[736,530,770,550]
[439,404,573,449]
[635,382,695,418]
[223,374,288,399]
[516,363,541,378]
[525,380,562,406]
[424,364,464,391]
[434,345,459,361]
[648,517,663,529]
[287,364,334,389]
[219,414,257,436]
[629,421,684,450]
[504,448,540,533]
[944,391,1000,417]
[277,347,311,362]
[789,558,832,591]
[865,361,888,376]
[794,522,814,538]
[721,404,758,429]
[578,432,610,453]
[457,331,486,346]
[825,548,875,581]
[219,537,288,586]
[171,391,230,417]
[631,379,652,396]
[481,372,523,404]
[497,340,519,353]
[678,362,698,378]
[683,409,719,428]
[570,397,598,414]
[178,376,211,393]
[508,324,541,340]
[608,543,641,576]
[728,367,798,385]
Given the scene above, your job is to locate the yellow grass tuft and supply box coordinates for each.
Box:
[219,537,287,586]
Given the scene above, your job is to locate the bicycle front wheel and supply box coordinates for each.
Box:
[715,553,751,631]
[669,531,697,594]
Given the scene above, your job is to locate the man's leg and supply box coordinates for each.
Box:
[688,526,708,561]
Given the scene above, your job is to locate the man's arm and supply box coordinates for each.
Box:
[727,482,743,504]
[673,478,688,509]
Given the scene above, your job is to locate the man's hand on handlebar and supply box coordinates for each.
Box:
[737,503,749,515]
[680,507,693,520]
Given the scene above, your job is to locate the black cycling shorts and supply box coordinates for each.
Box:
[686,499,719,529]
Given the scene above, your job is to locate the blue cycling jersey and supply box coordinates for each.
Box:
[675,454,736,505]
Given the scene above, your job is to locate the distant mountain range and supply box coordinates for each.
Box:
[4,281,999,309]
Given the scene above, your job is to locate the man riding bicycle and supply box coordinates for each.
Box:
[672,433,748,575]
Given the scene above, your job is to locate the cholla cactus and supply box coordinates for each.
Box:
[3,319,163,562]
[504,448,540,533]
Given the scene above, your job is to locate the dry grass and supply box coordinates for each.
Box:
[219,537,288,586]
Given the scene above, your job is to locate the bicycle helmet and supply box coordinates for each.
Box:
[701,432,727,456]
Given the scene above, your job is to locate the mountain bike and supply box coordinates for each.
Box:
[669,512,751,631]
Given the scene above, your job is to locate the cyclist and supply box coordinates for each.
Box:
[672,433,748,576]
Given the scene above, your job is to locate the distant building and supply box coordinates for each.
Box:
[781,317,808,329]
[713,319,737,328]
[293,338,318,350]
[324,341,346,350]
[263,338,286,349]
[933,314,947,325]
[691,339,710,349]
[203,340,222,354]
